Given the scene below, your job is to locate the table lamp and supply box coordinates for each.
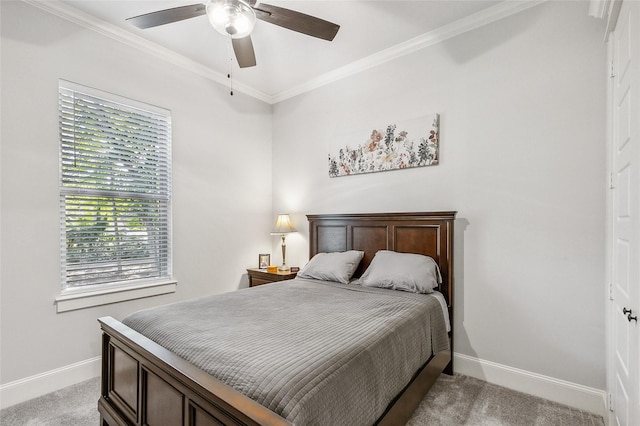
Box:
[271,214,296,272]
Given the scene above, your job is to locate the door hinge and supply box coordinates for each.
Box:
[609,392,614,412]
[609,172,615,189]
[610,61,615,78]
[609,282,614,301]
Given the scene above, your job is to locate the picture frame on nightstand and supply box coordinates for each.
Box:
[258,253,270,269]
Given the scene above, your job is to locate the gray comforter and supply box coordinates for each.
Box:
[123,278,449,426]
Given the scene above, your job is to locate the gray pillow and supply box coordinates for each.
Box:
[297,250,365,284]
[358,250,441,294]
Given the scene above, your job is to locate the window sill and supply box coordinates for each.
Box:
[55,280,177,313]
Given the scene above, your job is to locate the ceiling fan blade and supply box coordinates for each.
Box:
[253,3,340,41]
[232,36,257,68]
[126,3,206,29]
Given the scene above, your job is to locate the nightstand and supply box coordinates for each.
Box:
[247,268,297,287]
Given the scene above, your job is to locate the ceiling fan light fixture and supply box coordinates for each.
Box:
[206,0,256,39]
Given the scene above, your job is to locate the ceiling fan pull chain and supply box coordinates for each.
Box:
[227,39,234,96]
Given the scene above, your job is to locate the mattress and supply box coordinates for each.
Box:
[123,278,449,426]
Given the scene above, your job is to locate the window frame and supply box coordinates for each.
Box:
[56,80,175,312]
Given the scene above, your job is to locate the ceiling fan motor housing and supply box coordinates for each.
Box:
[206,0,256,39]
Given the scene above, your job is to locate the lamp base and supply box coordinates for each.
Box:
[278,265,290,272]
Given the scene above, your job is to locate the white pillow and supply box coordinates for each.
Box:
[297,250,364,284]
[358,250,441,294]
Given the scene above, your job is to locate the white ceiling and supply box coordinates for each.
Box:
[43,0,536,102]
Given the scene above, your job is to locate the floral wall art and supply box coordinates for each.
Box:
[328,113,439,177]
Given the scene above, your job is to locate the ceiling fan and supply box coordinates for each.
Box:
[126,0,340,68]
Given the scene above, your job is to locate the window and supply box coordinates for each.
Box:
[58,81,172,297]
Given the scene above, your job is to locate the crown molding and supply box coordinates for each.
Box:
[587,0,623,42]
[589,0,608,18]
[272,0,545,103]
[604,0,622,42]
[21,0,273,103]
[23,0,544,105]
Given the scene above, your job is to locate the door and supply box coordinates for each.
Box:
[611,2,640,425]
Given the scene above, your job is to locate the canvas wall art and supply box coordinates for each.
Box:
[328,113,439,177]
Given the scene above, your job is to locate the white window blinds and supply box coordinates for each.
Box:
[59,81,172,290]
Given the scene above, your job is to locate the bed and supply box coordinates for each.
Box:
[97,211,456,426]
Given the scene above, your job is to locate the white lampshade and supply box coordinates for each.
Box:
[206,0,256,39]
[271,214,296,235]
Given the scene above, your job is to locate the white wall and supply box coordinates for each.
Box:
[272,1,607,391]
[0,1,272,386]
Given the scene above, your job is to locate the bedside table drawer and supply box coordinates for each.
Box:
[251,277,274,287]
[247,268,297,287]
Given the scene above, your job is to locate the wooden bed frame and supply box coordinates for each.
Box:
[98,211,456,426]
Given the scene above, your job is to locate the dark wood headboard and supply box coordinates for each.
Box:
[307,212,457,308]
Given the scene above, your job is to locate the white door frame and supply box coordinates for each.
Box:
[606,1,640,425]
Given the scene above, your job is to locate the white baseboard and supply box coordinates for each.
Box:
[0,356,101,410]
[0,352,608,418]
[454,352,607,417]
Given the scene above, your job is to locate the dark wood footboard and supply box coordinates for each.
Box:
[98,316,292,426]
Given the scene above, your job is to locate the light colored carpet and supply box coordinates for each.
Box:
[408,374,604,426]
[0,374,604,425]
[0,377,100,426]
